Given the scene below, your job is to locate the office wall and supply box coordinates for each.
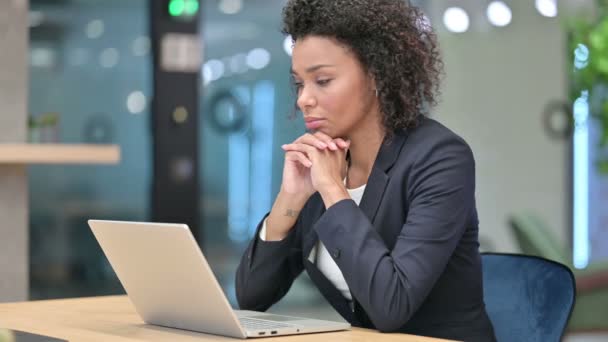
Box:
[431,1,593,253]
[0,0,28,142]
[0,0,29,301]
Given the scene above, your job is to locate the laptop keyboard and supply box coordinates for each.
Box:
[239,317,296,330]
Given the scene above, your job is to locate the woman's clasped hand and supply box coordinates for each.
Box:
[280,131,350,196]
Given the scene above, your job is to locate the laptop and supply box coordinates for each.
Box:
[88,220,350,339]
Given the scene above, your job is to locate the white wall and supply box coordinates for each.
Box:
[428,1,591,252]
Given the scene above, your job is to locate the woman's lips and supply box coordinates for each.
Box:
[305,118,325,130]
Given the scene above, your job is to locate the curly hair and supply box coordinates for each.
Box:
[282,0,443,134]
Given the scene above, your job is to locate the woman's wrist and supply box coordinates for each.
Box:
[266,189,310,241]
[318,182,350,209]
[278,185,313,202]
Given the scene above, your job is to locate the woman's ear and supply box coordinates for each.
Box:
[369,74,378,98]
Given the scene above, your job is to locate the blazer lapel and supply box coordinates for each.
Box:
[301,130,409,324]
[304,130,409,253]
[358,131,408,224]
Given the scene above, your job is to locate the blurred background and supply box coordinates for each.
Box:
[1,0,607,340]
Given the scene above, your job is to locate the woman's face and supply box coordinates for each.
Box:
[291,35,379,139]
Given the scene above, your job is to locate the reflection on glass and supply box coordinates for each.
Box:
[573,90,590,269]
[249,81,275,238]
[29,0,151,299]
[227,86,251,243]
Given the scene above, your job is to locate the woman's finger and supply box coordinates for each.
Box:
[282,143,317,155]
[313,132,339,150]
[295,133,328,150]
[333,138,350,149]
[285,151,312,167]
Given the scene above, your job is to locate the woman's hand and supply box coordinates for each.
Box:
[281,133,351,208]
[266,132,350,241]
[280,132,348,197]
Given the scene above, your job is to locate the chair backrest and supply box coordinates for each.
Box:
[509,213,570,265]
[481,253,575,342]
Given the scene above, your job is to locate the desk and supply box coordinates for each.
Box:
[0,296,454,341]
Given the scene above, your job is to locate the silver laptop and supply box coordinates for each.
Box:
[88,220,350,339]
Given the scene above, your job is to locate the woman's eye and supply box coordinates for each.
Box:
[293,82,303,90]
[317,79,332,86]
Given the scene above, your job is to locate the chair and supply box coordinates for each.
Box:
[481,253,575,342]
[509,212,608,331]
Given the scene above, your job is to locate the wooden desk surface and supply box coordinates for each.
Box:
[0,296,455,341]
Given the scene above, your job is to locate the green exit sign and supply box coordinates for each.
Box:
[168,0,200,18]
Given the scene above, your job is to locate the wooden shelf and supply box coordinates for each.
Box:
[0,144,121,165]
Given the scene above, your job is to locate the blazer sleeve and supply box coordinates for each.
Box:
[314,138,476,332]
[235,211,305,311]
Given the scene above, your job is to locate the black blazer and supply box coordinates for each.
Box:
[235,118,496,342]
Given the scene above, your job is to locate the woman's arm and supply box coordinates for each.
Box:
[234,193,308,311]
[236,132,348,311]
[265,189,310,241]
[314,138,476,332]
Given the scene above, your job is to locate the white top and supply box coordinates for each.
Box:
[259,184,366,301]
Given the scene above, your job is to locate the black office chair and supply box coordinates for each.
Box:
[481,253,576,342]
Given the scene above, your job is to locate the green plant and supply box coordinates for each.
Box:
[29,112,60,128]
[568,0,608,173]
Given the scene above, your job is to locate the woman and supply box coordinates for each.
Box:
[235,0,496,341]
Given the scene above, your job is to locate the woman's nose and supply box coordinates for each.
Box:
[297,86,316,110]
